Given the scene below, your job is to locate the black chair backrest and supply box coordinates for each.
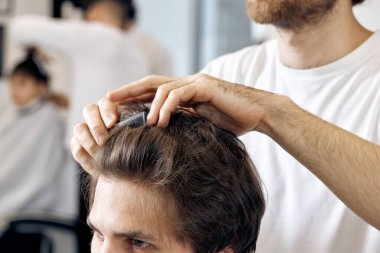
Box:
[0,217,78,253]
[0,230,53,253]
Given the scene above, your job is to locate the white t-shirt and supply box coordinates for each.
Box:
[9,16,150,145]
[0,99,77,220]
[203,31,380,253]
[128,26,173,75]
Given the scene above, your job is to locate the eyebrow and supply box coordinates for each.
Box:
[87,217,157,241]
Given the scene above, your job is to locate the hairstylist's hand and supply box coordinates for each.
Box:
[108,74,278,135]
[71,73,281,174]
[71,76,179,174]
[70,97,118,174]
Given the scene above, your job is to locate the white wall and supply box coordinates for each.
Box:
[198,0,252,70]
[134,0,198,76]
[13,0,51,16]
[354,0,380,31]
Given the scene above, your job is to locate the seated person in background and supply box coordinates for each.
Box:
[86,104,265,253]
[9,0,155,147]
[0,48,76,220]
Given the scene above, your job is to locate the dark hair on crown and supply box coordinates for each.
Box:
[93,104,266,253]
[121,0,136,21]
[352,0,365,5]
[11,48,49,86]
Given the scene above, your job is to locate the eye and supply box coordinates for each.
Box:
[93,230,104,242]
[129,239,151,249]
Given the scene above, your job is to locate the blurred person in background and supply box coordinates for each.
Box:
[84,0,173,75]
[9,0,150,148]
[9,1,152,251]
[0,48,76,222]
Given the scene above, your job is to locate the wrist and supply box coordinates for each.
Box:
[256,93,295,137]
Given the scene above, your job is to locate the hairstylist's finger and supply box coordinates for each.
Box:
[156,83,201,127]
[107,75,179,102]
[83,104,108,145]
[98,97,118,128]
[147,78,192,125]
[156,74,220,127]
[73,122,98,157]
[70,136,95,175]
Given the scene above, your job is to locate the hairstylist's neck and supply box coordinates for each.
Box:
[275,0,372,69]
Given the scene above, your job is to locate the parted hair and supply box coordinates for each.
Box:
[92,104,265,253]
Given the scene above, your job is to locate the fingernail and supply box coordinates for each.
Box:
[105,115,115,127]
[146,113,154,125]
[97,134,108,145]
[157,118,166,128]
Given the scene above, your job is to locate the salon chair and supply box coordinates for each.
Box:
[0,214,79,253]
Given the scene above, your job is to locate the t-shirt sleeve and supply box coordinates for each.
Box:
[200,44,270,85]
[200,53,231,77]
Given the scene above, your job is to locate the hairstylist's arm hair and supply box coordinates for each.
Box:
[71,74,380,230]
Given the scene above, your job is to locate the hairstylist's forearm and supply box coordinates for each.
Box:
[10,15,74,54]
[260,95,380,229]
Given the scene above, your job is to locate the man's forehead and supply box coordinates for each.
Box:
[95,176,165,208]
[90,175,178,238]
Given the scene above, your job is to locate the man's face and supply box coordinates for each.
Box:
[88,176,194,253]
[85,4,105,23]
[84,3,123,29]
[246,0,337,29]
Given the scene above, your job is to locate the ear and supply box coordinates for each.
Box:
[218,247,234,253]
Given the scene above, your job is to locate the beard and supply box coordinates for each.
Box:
[246,0,337,30]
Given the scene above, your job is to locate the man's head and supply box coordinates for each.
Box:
[88,105,265,253]
[246,0,365,30]
[84,0,136,29]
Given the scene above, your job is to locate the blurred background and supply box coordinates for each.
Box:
[0,0,379,252]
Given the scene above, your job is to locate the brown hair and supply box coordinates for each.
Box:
[92,104,265,253]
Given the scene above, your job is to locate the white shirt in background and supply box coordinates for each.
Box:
[128,26,173,75]
[9,15,150,145]
[203,31,380,253]
[0,99,77,220]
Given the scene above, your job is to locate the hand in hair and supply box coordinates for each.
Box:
[72,74,380,229]
[107,74,274,135]
[71,74,275,174]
